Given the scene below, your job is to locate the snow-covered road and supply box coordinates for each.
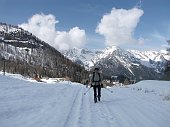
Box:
[0,74,170,127]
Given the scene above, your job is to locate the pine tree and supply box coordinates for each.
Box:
[164,40,170,80]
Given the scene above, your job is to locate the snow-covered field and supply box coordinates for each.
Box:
[0,73,170,127]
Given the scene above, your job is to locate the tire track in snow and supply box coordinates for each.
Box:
[77,87,92,127]
[62,86,84,127]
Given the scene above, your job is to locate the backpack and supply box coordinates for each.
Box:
[92,72,101,82]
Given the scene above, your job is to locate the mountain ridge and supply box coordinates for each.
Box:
[62,46,169,80]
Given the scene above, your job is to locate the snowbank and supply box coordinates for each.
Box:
[131,80,170,101]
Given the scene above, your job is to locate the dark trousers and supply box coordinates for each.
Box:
[93,85,101,98]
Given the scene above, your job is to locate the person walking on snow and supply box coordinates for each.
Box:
[90,67,102,103]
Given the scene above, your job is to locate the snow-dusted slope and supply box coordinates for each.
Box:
[0,73,170,127]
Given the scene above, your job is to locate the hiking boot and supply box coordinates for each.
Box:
[98,97,100,101]
[94,97,97,103]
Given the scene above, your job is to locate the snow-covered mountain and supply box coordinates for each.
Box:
[62,46,169,80]
[0,22,88,81]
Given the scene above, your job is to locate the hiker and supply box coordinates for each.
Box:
[90,67,102,103]
[124,78,129,87]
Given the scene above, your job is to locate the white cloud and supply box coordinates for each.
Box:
[19,13,86,50]
[96,7,144,46]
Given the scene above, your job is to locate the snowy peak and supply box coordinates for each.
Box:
[128,50,169,62]
[103,46,120,55]
[95,46,119,59]
[0,22,22,33]
[63,47,94,59]
[101,46,134,59]
[61,48,99,69]
[128,50,169,68]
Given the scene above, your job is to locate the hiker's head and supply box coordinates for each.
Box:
[94,67,99,72]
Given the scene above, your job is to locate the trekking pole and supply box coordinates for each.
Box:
[83,87,91,95]
[104,87,113,93]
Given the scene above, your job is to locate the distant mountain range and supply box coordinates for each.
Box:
[62,46,170,81]
[0,22,169,81]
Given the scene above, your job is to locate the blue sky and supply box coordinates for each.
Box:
[0,0,170,51]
